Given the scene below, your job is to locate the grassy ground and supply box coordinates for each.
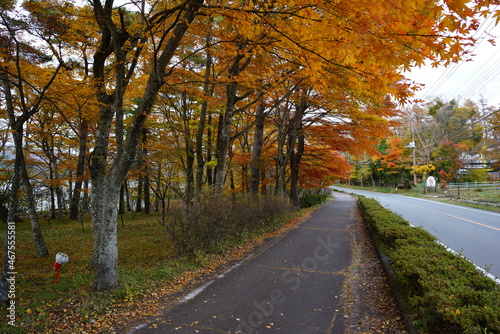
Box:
[1,212,187,333]
[441,187,500,202]
[0,207,314,333]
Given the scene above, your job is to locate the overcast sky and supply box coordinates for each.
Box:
[404,15,500,108]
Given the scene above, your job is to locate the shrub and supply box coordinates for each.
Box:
[163,195,294,257]
[299,193,329,208]
[358,196,500,333]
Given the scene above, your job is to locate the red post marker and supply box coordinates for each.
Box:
[53,253,69,283]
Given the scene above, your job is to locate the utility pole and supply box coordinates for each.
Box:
[411,119,417,185]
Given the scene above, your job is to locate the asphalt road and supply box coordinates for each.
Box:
[130,193,361,334]
[333,186,500,280]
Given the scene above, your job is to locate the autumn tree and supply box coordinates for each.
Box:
[369,137,412,187]
[26,105,69,220]
[86,0,207,290]
[0,0,71,303]
[485,112,500,172]
[397,99,486,183]
[432,140,468,181]
[299,125,352,189]
[428,99,483,152]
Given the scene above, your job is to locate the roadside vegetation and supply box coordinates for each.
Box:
[358,196,500,334]
[341,184,500,212]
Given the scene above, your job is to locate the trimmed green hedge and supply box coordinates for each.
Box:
[358,196,500,334]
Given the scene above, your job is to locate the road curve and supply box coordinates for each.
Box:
[333,187,500,280]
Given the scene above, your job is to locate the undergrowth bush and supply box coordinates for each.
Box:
[358,196,500,334]
[163,195,294,256]
[299,193,329,208]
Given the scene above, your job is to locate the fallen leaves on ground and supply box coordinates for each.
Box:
[343,214,408,334]
[36,208,317,333]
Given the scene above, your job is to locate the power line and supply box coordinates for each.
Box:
[453,47,500,100]
[446,108,500,140]
[422,16,493,99]
[420,7,499,101]
[457,47,500,101]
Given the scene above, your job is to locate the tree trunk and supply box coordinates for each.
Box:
[155,167,161,212]
[290,127,304,208]
[140,130,150,214]
[49,164,56,219]
[124,180,132,211]
[289,99,307,207]
[250,93,265,196]
[119,182,125,215]
[135,176,143,212]
[0,165,20,305]
[214,54,245,193]
[83,179,90,212]
[195,28,214,199]
[70,120,89,220]
[144,171,150,214]
[275,102,291,197]
[185,145,195,206]
[89,0,203,290]
[90,177,120,291]
[53,160,64,220]
[181,90,195,206]
[7,112,50,258]
[20,154,50,257]
[43,136,64,220]
[0,75,23,303]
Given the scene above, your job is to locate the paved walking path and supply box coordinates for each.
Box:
[131,193,362,333]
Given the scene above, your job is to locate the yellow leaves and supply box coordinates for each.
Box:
[494,10,500,25]
[412,164,436,176]
[444,0,472,18]
[440,15,462,32]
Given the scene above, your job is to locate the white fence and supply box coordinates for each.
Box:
[446,181,500,191]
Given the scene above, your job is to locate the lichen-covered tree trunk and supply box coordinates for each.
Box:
[89,0,204,290]
[90,175,120,291]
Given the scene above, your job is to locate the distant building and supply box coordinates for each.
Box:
[459,152,498,180]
